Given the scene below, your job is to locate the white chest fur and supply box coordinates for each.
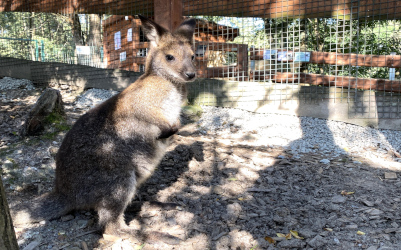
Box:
[161,87,182,126]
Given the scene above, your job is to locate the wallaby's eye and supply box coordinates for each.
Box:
[166,55,175,61]
[191,55,195,61]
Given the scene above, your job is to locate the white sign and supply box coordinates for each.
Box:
[263,49,277,60]
[277,51,293,61]
[390,52,397,80]
[120,51,126,62]
[76,46,91,55]
[114,31,121,50]
[294,52,311,62]
[127,28,132,42]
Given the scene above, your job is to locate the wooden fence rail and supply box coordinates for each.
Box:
[250,50,401,68]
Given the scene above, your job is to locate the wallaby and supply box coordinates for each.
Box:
[11,15,196,245]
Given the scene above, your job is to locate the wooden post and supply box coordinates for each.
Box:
[154,0,183,31]
[0,178,19,250]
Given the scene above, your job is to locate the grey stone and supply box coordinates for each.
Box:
[308,235,326,248]
[22,240,41,250]
[61,214,74,222]
[277,239,306,248]
[331,195,346,203]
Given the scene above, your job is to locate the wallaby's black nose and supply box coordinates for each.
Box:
[185,72,196,80]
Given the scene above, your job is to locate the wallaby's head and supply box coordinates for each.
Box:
[139,15,196,83]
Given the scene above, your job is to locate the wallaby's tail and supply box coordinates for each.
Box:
[11,192,71,226]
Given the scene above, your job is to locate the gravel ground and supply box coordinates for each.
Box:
[1,78,401,250]
[197,106,401,163]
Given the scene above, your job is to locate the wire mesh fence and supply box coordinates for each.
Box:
[0,0,400,120]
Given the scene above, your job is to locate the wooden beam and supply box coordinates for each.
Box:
[183,0,401,20]
[252,72,401,93]
[0,0,400,20]
[154,0,183,31]
[250,50,401,68]
[0,0,154,15]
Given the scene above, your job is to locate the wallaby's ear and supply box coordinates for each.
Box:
[174,18,196,43]
[138,15,168,47]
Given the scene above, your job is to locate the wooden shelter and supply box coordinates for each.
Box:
[103,15,247,78]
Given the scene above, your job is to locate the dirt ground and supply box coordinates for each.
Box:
[1,87,401,250]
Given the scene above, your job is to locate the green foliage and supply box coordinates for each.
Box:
[44,112,70,132]
[40,111,70,140]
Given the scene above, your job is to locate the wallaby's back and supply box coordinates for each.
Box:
[11,15,196,244]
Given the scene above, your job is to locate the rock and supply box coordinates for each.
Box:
[49,146,58,156]
[76,219,89,229]
[346,224,358,229]
[384,172,397,179]
[20,88,65,136]
[308,235,326,248]
[60,84,69,90]
[384,228,398,233]
[213,186,225,195]
[2,159,14,168]
[366,209,383,216]
[61,214,74,222]
[331,195,346,203]
[333,237,340,244]
[22,240,41,250]
[299,229,317,238]
[366,246,378,250]
[361,199,375,207]
[320,159,330,164]
[277,239,306,248]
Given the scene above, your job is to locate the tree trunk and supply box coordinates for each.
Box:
[67,13,84,64]
[87,14,102,67]
[0,178,19,250]
[70,13,84,46]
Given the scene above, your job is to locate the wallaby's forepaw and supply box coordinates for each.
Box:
[158,121,181,139]
[157,126,179,139]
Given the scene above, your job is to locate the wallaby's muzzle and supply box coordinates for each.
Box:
[184,72,196,81]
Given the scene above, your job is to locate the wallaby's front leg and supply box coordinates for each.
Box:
[157,119,181,139]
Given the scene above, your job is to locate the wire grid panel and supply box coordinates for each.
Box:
[0,1,400,119]
[183,0,401,119]
[0,1,154,70]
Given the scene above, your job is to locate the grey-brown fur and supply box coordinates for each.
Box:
[11,15,196,244]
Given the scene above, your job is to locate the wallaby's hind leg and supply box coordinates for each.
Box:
[98,207,128,235]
